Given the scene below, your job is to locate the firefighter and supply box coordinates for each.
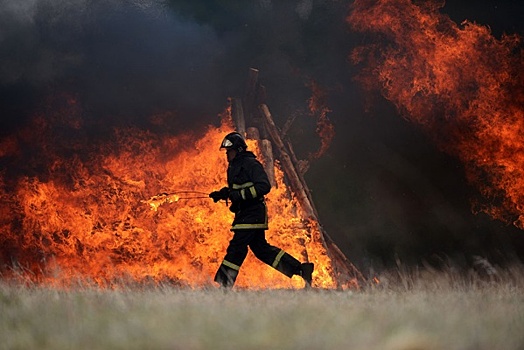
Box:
[209,131,314,288]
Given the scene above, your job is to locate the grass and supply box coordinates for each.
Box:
[1,266,524,350]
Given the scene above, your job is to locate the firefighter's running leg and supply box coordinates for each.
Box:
[272,249,315,287]
[214,261,240,288]
[249,230,314,286]
[214,230,253,288]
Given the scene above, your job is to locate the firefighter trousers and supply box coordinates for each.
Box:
[214,229,302,288]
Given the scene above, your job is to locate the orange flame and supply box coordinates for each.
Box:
[0,106,338,289]
[348,0,524,228]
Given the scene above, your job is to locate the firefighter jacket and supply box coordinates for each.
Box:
[227,151,271,230]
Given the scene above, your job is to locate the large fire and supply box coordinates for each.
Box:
[0,104,338,289]
[348,0,524,228]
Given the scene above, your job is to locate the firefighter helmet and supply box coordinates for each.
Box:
[220,132,247,152]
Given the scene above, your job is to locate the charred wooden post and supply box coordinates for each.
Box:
[246,126,260,140]
[285,139,313,200]
[281,112,298,139]
[259,104,317,220]
[259,103,364,288]
[253,83,267,133]
[243,68,269,139]
[246,127,276,188]
[231,97,246,135]
[259,139,276,188]
[243,68,259,127]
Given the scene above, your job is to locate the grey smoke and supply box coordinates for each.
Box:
[0,0,220,85]
[0,0,228,124]
[296,0,313,20]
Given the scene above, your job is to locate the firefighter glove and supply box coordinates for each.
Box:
[209,187,229,202]
[229,201,240,213]
[228,189,242,202]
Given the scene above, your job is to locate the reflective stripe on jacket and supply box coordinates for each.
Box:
[227,151,271,230]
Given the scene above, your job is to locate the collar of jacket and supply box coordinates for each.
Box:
[232,151,256,162]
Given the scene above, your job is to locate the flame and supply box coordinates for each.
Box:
[348,0,524,228]
[142,193,182,211]
[0,105,338,289]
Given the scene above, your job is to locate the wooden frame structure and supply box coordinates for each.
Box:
[231,68,364,288]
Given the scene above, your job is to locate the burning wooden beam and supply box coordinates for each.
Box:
[259,139,276,188]
[259,103,317,220]
[246,127,276,188]
[259,103,363,287]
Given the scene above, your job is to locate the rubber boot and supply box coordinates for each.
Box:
[300,262,314,288]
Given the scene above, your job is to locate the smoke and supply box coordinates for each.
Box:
[0,0,228,134]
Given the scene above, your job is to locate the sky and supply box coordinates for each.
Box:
[0,0,523,273]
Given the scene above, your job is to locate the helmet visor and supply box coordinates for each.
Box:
[220,138,233,149]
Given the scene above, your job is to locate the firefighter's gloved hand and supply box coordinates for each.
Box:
[209,192,221,202]
[228,189,242,202]
[209,187,229,203]
[229,201,240,213]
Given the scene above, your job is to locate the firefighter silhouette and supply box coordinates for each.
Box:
[209,132,314,288]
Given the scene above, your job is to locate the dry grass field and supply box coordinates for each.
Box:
[1,265,524,350]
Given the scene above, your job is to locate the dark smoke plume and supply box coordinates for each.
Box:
[0,0,229,134]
